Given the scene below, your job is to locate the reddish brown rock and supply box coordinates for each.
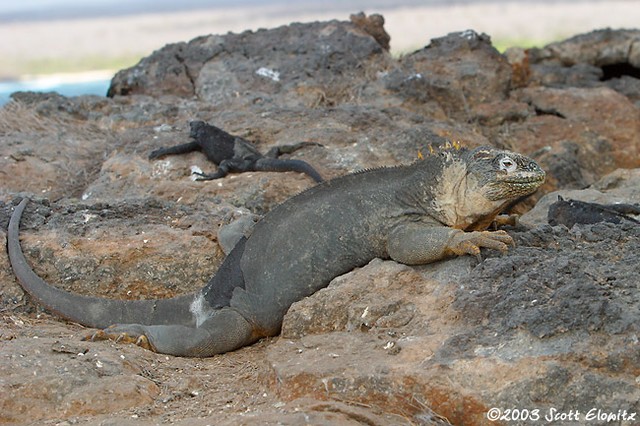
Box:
[350,12,391,51]
[270,221,640,424]
[520,29,640,103]
[502,86,640,191]
[385,30,513,120]
[0,333,160,424]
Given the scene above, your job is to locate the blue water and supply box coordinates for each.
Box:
[0,0,277,22]
[0,0,434,23]
[0,78,111,106]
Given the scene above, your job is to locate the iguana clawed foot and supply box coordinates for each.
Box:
[192,171,224,181]
[448,230,514,256]
[85,325,156,351]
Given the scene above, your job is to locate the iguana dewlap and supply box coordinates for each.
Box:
[8,146,545,357]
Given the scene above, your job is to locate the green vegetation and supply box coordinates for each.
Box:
[491,37,550,53]
[2,36,558,79]
[392,37,556,58]
[2,54,142,79]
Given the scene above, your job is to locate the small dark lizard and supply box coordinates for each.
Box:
[548,195,640,227]
[149,121,324,182]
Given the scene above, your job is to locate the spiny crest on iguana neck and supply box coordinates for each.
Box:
[343,140,464,178]
[316,143,543,209]
[417,140,463,160]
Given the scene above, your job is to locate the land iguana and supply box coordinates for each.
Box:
[8,146,545,357]
[149,121,324,182]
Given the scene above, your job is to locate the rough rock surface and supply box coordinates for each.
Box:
[1,15,640,425]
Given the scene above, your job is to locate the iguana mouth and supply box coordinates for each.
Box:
[502,174,546,185]
[488,172,546,200]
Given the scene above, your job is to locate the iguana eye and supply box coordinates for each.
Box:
[499,156,517,173]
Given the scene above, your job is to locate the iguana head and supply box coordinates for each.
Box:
[464,146,546,201]
[425,145,545,230]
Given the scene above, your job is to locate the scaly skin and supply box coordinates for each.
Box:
[8,145,545,357]
[149,121,324,182]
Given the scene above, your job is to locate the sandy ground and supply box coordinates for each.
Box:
[1,0,640,79]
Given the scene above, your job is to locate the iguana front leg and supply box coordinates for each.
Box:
[386,222,514,265]
[192,157,247,180]
[87,308,256,357]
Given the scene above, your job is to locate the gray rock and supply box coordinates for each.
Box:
[385,30,512,120]
[0,334,159,424]
[108,18,392,109]
[525,28,640,104]
[521,168,640,227]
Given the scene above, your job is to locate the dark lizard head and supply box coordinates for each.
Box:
[464,146,546,201]
[189,120,208,138]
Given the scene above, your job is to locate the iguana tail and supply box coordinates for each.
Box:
[255,158,324,183]
[7,199,196,329]
[148,141,200,160]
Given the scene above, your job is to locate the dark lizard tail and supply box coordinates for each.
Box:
[265,141,323,158]
[7,199,197,329]
[254,158,324,183]
[149,141,200,159]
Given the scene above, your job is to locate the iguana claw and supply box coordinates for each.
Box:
[84,326,155,351]
[449,230,515,256]
[84,329,106,342]
[135,335,153,350]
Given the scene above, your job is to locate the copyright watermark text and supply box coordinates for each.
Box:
[486,407,637,423]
